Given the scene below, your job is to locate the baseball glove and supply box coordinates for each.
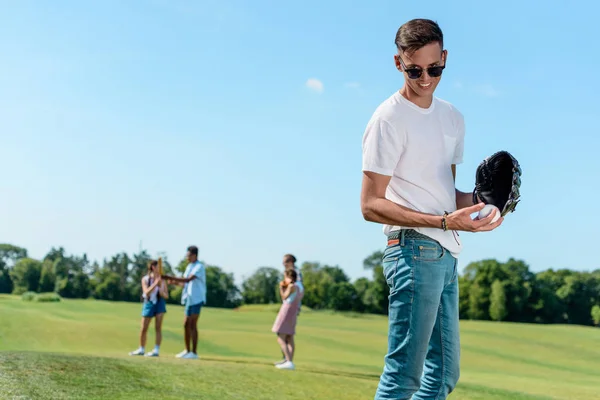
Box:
[473,150,522,217]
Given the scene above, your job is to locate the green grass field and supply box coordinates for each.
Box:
[1,295,599,399]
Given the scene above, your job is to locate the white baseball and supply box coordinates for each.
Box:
[478,204,500,223]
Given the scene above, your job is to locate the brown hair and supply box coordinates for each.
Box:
[285,268,297,283]
[148,259,158,271]
[395,19,444,55]
[148,258,164,277]
[283,254,296,264]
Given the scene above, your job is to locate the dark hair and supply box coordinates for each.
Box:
[395,19,444,55]
[285,268,297,283]
[147,259,158,270]
[283,254,296,264]
[187,245,198,256]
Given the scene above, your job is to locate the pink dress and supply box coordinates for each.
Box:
[271,284,304,335]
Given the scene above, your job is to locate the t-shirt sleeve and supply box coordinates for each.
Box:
[452,111,466,165]
[362,115,405,176]
[191,263,205,282]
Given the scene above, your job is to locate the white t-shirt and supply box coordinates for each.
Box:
[362,91,465,257]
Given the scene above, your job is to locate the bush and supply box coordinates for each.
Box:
[21,292,62,302]
[21,291,37,301]
[36,292,62,302]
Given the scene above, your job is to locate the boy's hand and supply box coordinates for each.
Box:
[446,203,503,232]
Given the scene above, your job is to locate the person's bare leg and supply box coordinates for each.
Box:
[286,335,295,362]
[140,317,151,348]
[154,313,164,346]
[184,316,191,352]
[277,334,292,361]
[189,314,200,353]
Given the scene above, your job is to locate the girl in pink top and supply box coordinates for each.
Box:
[271,269,303,370]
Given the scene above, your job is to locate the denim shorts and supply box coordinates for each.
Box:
[185,301,204,316]
[141,297,167,318]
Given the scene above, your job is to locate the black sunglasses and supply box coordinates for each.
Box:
[397,55,445,79]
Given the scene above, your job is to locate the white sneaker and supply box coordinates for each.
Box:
[182,352,199,360]
[145,349,159,357]
[275,360,295,370]
[175,350,189,358]
[129,348,144,356]
[274,359,286,366]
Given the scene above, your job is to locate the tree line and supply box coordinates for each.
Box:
[1,243,599,327]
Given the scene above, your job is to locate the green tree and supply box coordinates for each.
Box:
[42,248,92,299]
[529,269,569,324]
[0,244,28,268]
[463,259,506,320]
[352,277,372,313]
[241,267,282,305]
[468,282,488,320]
[327,282,359,311]
[489,279,508,321]
[458,275,472,319]
[300,262,351,310]
[9,258,42,294]
[39,259,56,292]
[362,251,387,315]
[205,265,241,308]
[93,271,122,301]
[0,244,28,294]
[500,258,534,322]
[591,305,600,326]
[99,252,132,301]
[556,272,598,325]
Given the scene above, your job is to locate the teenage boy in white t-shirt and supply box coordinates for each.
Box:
[360,19,503,400]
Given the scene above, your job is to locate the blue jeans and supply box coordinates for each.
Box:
[375,229,460,400]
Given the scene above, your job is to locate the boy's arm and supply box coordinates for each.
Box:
[361,171,447,228]
[361,116,445,228]
[159,281,169,298]
[163,274,195,284]
[164,264,204,284]
[361,115,500,232]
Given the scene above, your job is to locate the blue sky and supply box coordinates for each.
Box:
[1,0,599,284]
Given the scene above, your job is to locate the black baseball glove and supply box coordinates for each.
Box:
[472,150,522,217]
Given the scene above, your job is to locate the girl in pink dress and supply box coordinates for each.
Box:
[271,269,303,370]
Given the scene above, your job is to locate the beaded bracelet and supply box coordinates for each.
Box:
[441,211,449,231]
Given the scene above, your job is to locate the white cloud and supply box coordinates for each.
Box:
[305,78,324,93]
[344,82,360,89]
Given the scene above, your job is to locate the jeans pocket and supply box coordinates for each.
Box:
[413,240,445,262]
[449,258,458,283]
[382,255,399,288]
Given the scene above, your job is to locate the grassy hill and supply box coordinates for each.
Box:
[0,295,599,399]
